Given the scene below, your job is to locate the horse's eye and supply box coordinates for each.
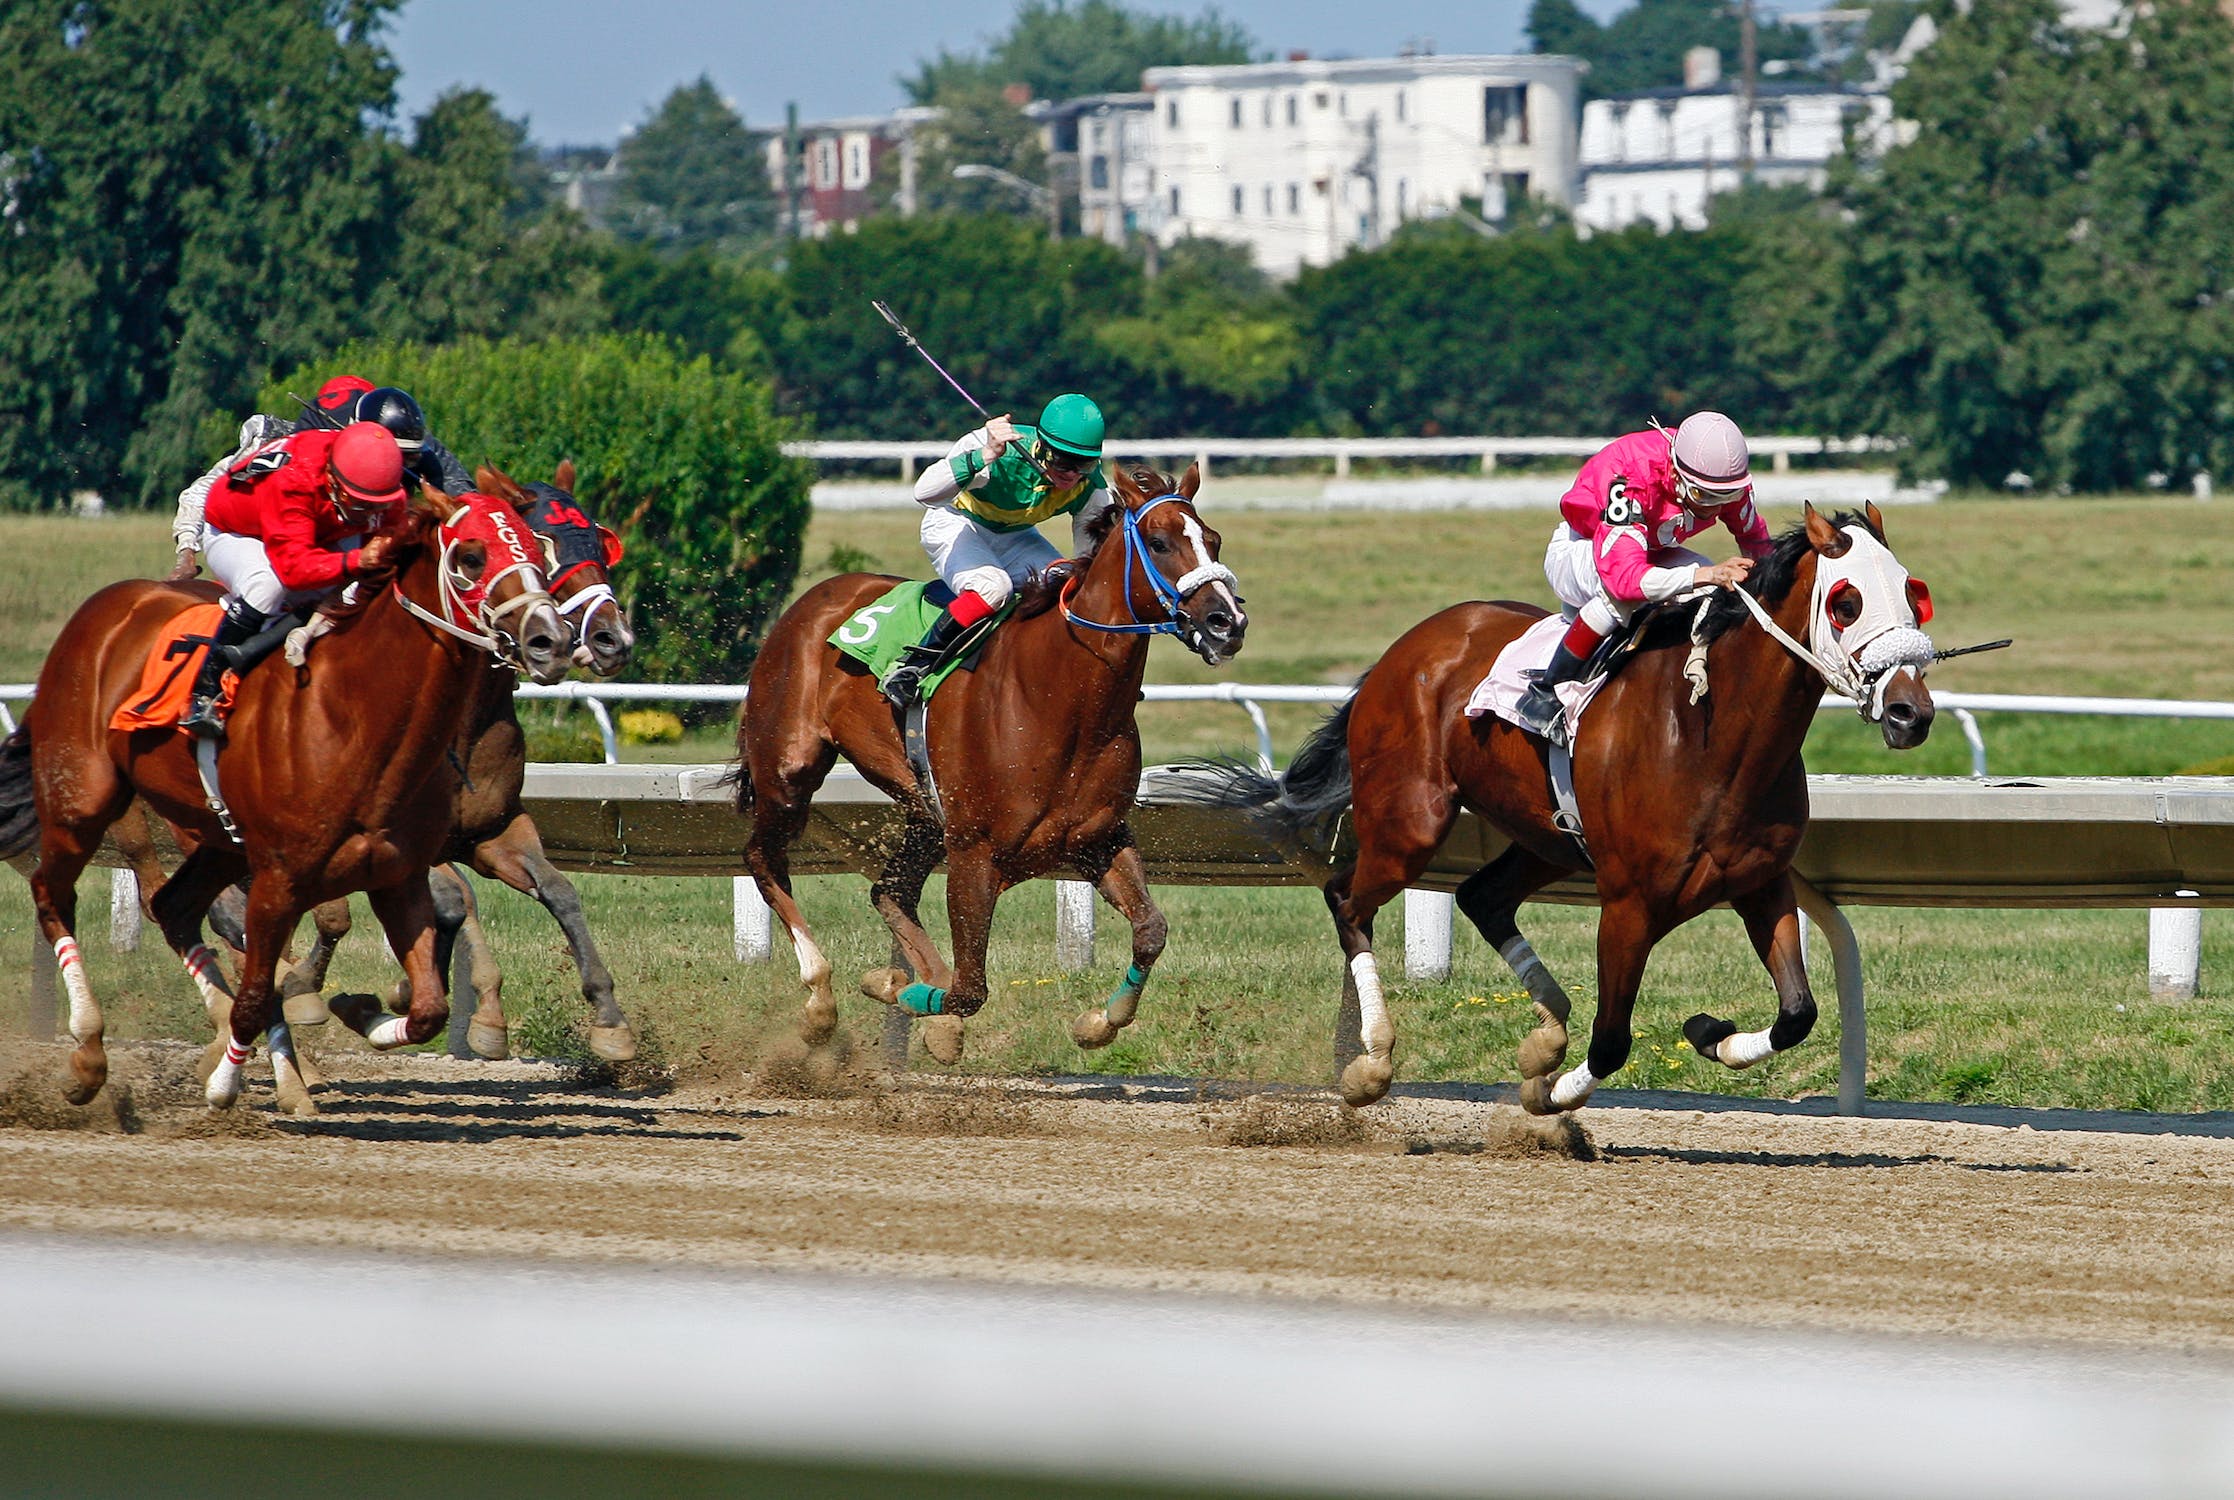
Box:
[1825,581,1861,628]
[1148,535,1170,554]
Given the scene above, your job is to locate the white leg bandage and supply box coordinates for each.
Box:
[1350,952,1392,1053]
[791,927,831,988]
[54,937,101,1043]
[1550,1064,1599,1109]
[366,1016,412,1049]
[1715,1028,1777,1068]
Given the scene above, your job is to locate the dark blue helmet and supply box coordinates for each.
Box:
[354,387,427,455]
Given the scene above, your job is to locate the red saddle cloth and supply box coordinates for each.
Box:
[109,603,237,735]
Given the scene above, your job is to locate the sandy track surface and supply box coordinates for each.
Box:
[4,1037,2233,1357]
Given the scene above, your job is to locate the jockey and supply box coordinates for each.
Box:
[179,421,410,739]
[167,375,470,583]
[883,392,1111,706]
[1513,411,1775,745]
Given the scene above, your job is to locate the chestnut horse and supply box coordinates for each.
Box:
[1189,503,1935,1112]
[198,462,641,1067]
[735,464,1245,1063]
[0,485,565,1110]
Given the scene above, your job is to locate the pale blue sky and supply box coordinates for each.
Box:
[389,0,1630,147]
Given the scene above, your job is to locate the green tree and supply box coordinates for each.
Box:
[906,81,1052,219]
[1758,0,2234,488]
[904,0,1256,104]
[1092,238,1304,427]
[0,0,400,509]
[1528,0,1814,98]
[612,76,775,250]
[265,335,812,684]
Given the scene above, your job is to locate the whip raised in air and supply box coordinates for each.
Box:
[1932,638,2013,662]
[870,299,1054,482]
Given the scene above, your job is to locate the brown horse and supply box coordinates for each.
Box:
[0,485,566,1110]
[1188,503,1935,1112]
[735,464,1245,1063]
[202,462,641,1068]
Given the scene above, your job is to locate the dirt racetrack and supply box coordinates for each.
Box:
[3,1036,2233,1357]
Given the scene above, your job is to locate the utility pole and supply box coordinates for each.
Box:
[1738,0,1758,183]
[1355,111,1381,249]
[784,101,802,238]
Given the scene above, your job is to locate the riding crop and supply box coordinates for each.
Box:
[870,299,1056,483]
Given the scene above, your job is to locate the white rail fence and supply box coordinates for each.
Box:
[788,434,1896,481]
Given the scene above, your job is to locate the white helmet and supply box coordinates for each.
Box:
[1670,411,1752,500]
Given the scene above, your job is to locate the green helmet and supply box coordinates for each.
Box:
[1036,393,1104,459]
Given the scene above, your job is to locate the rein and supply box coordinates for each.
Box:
[388,517,554,669]
[1060,494,1238,638]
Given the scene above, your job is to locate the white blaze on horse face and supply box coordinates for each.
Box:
[1716,1028,1776,1069]
[1178,515,1242,620]
[54,937,100,1043]
[1549,1062,1598,1109]
[790,926,831,989]
[1350,952,1393,1053]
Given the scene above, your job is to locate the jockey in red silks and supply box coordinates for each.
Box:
[180,421,409,739]
[1513,411,1776,745]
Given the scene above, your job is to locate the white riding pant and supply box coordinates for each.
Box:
[920,506,1061,609]
[1544,523,1709,634]
[201,525,357,618]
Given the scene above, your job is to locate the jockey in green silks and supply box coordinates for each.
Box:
[883,392,1111,706]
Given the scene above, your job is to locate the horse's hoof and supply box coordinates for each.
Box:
[801,992,841,1044]
[922,1015,966,1064]
[586,1024,635,1064]
[327,993,381,1038]
[281,992,330,1027]
[470,1019,512,1060]
[205,1061,243,1110]
[858,968,907,1006]
[1683,1012,1738,1061]
[1516,1022,1569,1081]
[1518,1075,1557,1116]
[1339,1053,1394,1107]
[383,985,411,1018]
[1071,1009,1120,1049]
[62,1045,107,1107]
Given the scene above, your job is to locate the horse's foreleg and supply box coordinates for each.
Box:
[746,785,842,1046]
[209,879,300,1109]
[865,816,954,993]
[339,877,449,1049]
[1688,873,1816,1071]
[1069,840,1164,1050]
[1539,896,1656,1115]
[430,865,509,1060]
[30,836,107,1106]
[471,819,634,1062]
[277,898,350,1023]
[1455,847,1578,1108]
[897,845,1002,1065]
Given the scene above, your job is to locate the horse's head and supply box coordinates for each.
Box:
[1802,501,1935,749]
[397,483,568,684]
[476,460,635,677]
[1081,462,1247,665]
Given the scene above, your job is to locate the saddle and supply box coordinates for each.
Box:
[109,605,235,736]
[827,579,1015,705]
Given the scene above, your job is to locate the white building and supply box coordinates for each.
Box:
[1033,93,1156,247]
[1576,56,1890,234]
[1139,54,1584,277]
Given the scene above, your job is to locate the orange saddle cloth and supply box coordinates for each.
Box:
[109,603,237,735]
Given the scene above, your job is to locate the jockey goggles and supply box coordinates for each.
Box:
[1675,472,1751,510]
[1033,439,1092,476]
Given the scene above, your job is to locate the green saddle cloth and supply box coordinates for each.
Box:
[828,581,1017,701]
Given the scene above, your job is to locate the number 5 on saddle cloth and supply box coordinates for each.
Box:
[828,580,1017,705]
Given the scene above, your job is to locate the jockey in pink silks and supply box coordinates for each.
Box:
[1513,411,1777,745]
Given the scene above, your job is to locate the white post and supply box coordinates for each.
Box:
[733,876,772,963]
[2148,908,2201,1001]
[1055,879,1095,972]
[110,868,141,953]
[1797,908,1812,969]
[1403,889,1454,981]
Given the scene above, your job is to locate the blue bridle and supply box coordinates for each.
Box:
[1060,493,1237,638]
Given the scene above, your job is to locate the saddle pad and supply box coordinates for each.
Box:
[110,603,235,735]
[828,580,1016,701]
[1464,612,1610,743]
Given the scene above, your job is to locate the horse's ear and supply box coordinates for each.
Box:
[414,480,461,523]
[1179,460,1201,501]
[554,458,576,493]
[1110,463,1145,508]
[1804,502,1850,558]
[474,464,525,503]
[1864,500,1886,540]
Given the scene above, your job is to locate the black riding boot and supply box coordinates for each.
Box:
[1513,640,1592,747]
[181,603,267,741]
[882,608,972,707]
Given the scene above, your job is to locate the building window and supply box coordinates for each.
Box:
[1231,184,1244,214]
[1396,90,1407,123]
[1230,97,1243,127]
[1484,85,1530,145]
[1089,155,1109,190]
[1262,93,1273,125]
[1396,178,1408,218]
[1263,184,1273,214]
[1313,90,1329,110]
[1760,104,1786,157]
[1169,185,1181,215]
[1286,94,1297,125]
[846,141,866,188]
[1166,97,1180,127]
[1287,182,1300,214]
[817,140,838,188]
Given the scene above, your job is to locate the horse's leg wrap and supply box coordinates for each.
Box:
[53,936,101,1045]
[1336,951,1397,1107]
[897,981,947,1016]
[1548,1062,1599,1110]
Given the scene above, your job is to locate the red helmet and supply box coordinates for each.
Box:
[329,422,406,505]
[313,374,376,421]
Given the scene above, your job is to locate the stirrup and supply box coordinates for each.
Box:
[181,694,227,742]
[1514,683,1569,746]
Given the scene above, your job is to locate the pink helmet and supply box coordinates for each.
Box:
[1671,411,1751,496]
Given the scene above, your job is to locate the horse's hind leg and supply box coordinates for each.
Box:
[277,898,351,1025]
[860,815,953,1004]
[332,876,450,1050]
[432,865,511,1060]
[1068,838,1165,1051]
[1325,782,1457,1107]
[208,876,303,1109]
[1454,846,1579,1113]
[29,778,132,1104]
[744,748,844,1047]
[1686,872,1816,1072]
[469,818,634,1062]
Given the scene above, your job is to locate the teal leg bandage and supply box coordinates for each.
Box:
[1103,963,1149,1028]
[898,982,947,1016]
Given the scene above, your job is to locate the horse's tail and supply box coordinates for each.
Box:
[1164,682,1358,851]
[716,756,751,816]
[0,724,38,861]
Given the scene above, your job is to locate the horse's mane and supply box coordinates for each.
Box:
[1010,463,1183,620]
[1636,507,1879,651]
